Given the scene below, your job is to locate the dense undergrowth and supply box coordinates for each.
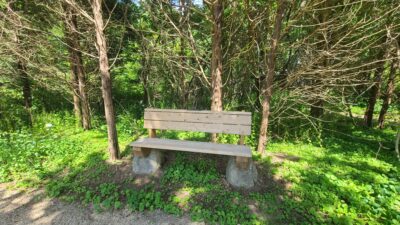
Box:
[0,110,399,225]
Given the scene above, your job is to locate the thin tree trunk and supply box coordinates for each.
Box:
[179,0,188,108]
[64,5,82,125]
[396,131,400,160]
[210,0,223,143]
[92,0,119,160]
[310,2,331,119]
[310,98,324,118]
[65,6,91,130]
[69,53,82,124]
[13,13,32,126]
[72,17,91,130]
[76,53,91,130]
[378,59,397,129]
[364,35,388,127]
[342,88,355,125]
[364,64,384,127]
[17,61,33,126]
[257,0,286,154]
[141,54,150,106]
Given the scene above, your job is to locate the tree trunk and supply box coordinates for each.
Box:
[179,0,188,108]
[310,2,331,119]
[310,98,324,118]
[364,64,384,127]
[92,0,119,160]
[65,6,91,130]
[396,131,400,160]
[257,0,286,154]
[378,59,397,129]
[141,55,150,106]
[210,0,223,143]
[364,35,388,127]
[64,5,82,125]
[342,88,355,125]
[72,19,91,130]
[17,61,33,126]
[69,52,82,124]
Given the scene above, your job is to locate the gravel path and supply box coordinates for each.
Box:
[0,185,204,225]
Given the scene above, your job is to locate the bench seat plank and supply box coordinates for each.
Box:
[130,138,252,157]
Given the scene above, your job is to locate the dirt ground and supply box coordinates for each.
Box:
[0,184,204,225]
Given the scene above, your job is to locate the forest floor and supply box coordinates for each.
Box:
[0,107,399,224]
[0,184,202,225]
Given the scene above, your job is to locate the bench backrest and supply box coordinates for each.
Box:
[144,108,251,135]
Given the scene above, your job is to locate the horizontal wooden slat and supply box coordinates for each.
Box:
[144,120,251,135]
[144,108,252,135]
[145,108,251,115]
[130,138,252,157]
[145,111,251,126]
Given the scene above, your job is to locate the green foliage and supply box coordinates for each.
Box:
[0,86,30,131]
[162,153,218,186]
[117,114,145,136]
[1,112,399,224]
[266,123,400,224]
[190,189,258,225]
[97,183,121,210]
[0,0,6,9]
[161,153,262,224]
[0,130,83,184]
[125,187,165,212]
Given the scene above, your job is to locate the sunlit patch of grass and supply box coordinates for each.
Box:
[0,112,132,187]
[267,130,399,224]
[351,104,400,127]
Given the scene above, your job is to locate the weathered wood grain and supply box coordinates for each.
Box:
[144,109,251,126]
[130,138,252,157]
[144,120,251,135]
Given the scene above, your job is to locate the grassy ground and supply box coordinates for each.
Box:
[0,110,399,225]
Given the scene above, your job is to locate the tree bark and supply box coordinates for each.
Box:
[64,5,81,125]
[310,99,324,118]
[364,34,388,127]
[140,51,150,106]
[17,61,33,126]
[210,0,223,142]
[65,6,91,130]
[396,131,400,160]
[378,59,397,129]
[310,1,331,119]
[92,0,120,160]
[364,64,385,127]
[257,0,286,154]
[179,0,188,108]
[69,52,82,124]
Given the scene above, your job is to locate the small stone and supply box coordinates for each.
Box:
[132,150,163,174]
[226,157,258,189]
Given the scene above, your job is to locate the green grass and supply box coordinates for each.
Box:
[266,141,399,224]
[351,103,400,124]
[0,111,399,224]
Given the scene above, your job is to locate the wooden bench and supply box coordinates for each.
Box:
[130,108,257,188]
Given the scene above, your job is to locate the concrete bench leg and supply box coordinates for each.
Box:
[226,156,257,189]
[132,147,163,175]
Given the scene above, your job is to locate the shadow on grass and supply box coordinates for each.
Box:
[22,137,318,225]
[290,161,399,224]
[270,113,398,164]
[258,113,399,224]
